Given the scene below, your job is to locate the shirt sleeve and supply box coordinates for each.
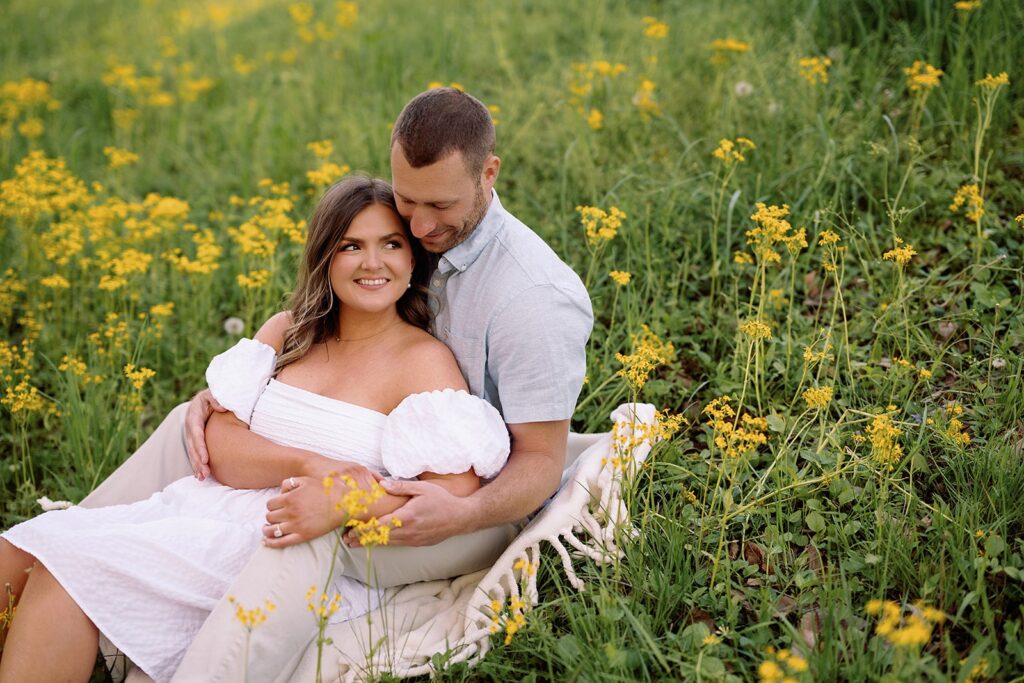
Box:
[486,283,593,424]
[204,338,277,425]
[380,389,510,479]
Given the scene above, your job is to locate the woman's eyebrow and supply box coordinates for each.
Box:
[340,232,406,244]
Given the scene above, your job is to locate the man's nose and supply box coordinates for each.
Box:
[409,207,437,238]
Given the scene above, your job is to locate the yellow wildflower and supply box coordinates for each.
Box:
[632,79,661,119]
[228,596,276,631]
[609,270,631,286]
[803,386,834,410]
[710,38,751,53]
[41,274,70,289]
[307,139,334,159]
[740,319,772,341]
[614,324,674,391]
[746,203,805,263]
[867,411,903,469]
[882,236,917,266]
[587,108,603,130]
[798,56,832,85]
[103,146,139,169]
[734,250,754,265]
[904,60,943,93]
[306,162,350,187]
[642,16,668,39]
[954,0,982,9]
[576,205,626,246]
[237,269,272,289]
[975,72,1009,89]
[818,229,841,246]
[335,1,358,27]
[123,363,156,390]
[950,183,984,222]
[18,118,44,139]
[712,137,755,164]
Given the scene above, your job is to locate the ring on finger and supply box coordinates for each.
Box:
[274,524,283,539]
[289,477,297,489]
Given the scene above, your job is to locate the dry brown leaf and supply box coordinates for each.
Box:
[799,609,824,649]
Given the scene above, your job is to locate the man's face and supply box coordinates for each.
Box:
[390,145,498,254]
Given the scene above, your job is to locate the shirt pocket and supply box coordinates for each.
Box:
[443,333,483,397]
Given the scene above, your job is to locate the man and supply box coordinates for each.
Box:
[87,88,592,681]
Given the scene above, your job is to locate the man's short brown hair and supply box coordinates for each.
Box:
[390,88,495,178]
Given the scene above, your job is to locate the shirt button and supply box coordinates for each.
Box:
[432,279,442,287]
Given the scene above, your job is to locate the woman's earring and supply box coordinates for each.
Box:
[406,283,412,289]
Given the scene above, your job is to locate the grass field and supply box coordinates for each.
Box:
[2,0,1024,680]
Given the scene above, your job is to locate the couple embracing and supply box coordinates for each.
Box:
[0,87,593,682]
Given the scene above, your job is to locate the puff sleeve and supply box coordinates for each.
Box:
[204,338,277,425]
[381,389,510,479]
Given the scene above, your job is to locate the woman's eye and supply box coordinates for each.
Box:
[386,240,403,249]
[339,244,357,252]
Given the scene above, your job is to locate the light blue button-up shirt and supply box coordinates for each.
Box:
[428,191,592,424]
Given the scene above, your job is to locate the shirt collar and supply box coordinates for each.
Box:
[438,190,505,274]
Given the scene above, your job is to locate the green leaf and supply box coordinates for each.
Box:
[806,511,827,533]
[766,413,786,433]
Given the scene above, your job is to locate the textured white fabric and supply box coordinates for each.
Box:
[382,389,509,479]
[204,337,276,424]
[2,339,507,683]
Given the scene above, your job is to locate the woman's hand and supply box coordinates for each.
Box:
[262,476,343,547]
[262,466,388,548]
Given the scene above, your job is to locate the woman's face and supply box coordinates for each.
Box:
[329,203,415,316]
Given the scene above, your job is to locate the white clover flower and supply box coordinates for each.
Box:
[734,80,754,96]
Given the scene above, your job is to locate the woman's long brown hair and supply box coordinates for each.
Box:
[276,175,433,373]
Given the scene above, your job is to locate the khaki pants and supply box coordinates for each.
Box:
[85,403,514,682]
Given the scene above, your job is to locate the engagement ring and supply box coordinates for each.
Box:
[274,524,283,538]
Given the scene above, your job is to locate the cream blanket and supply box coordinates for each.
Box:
[123,402,656,682]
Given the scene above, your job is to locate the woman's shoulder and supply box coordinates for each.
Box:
[393,326,467,395]
[253,311,292,354]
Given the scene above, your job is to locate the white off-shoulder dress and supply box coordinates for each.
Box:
[2,339,510,683]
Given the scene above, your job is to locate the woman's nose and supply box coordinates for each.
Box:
[361,247,383,269]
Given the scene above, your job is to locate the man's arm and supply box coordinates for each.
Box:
[371,419,568,546]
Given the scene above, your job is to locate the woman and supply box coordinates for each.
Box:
[0,176,510,682]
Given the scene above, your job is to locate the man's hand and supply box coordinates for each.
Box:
[185,389,227,480]
[345,479,477,547]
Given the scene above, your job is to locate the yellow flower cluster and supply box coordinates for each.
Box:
[882,235,917,267]
[802,386,833,410]
[739,319,772,341]
[609,270,631,286]
[335,1,359,28]
[614,324,675,392]
[102,147,140,170]
[606,410,687,471]
[745,203,807,264]
[712,137,756,164]
[123,363,156,390]
[0,151,92,224]
[228,596,276,630]
[237,269,272,289]
[950,183,984,223]
[586,108,603,130]
[734,250,754,265]
[866,410,903,469]
[488,595,528,645]
[943,402,970,445]
[757,646,809,682]
[955,0,982,10]
[568,60,627,111]
[1,78,60,140]
[798,56,832,85]
[642,16,668,39]
[976,71,1009,89]
[427,81,465,92]
[163,229,222,275]
[803,340,832,365]
[632,79,661,120]
[703,396,769,459]
[866,599,945,648]
[710,38,751,64]
[961,657,990,683]
[307,161,351,187]
[576,204,626,246]
[102,61,179,108]
[306,585,342,620]
[307,139,334,159]
[59,354,104,385]
[290,2,338,43]
[0,339,52,417]
[904,60,944,93]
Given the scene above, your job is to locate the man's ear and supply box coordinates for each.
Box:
[481,154,501,193]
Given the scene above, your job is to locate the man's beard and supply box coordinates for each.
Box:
[432,184,489,253]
